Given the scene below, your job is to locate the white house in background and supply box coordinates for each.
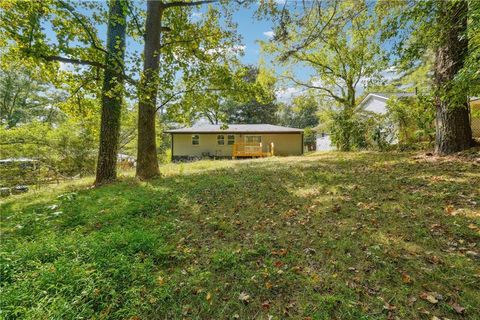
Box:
[315,92,415,151]
[357,92,416,114]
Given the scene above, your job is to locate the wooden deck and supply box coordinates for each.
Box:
[232,142,274,158]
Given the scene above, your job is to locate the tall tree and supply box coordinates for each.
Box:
[1,0,132,184]
[261,0,385,150]
[221,65,279,125]
[136,0,163,180]
[378,0,478,154]
[433,0,472,154]
[95,0,127,185]
[136,0,234,180]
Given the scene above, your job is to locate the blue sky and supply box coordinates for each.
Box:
[230,7,274,66]
[50,2,397,103]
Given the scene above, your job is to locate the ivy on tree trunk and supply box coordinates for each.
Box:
[136,0,161,180]
[434,0,473,155]
[95,0,127,185]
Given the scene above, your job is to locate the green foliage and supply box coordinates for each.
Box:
[172,64,280,125]
[0,119,99,182]
[303,127,316,151]
[261,0,386,150]
[320,109,361,151]
[1,153,479,319]
[320,109,397,151]
[377,0,480,101]
[386,95,436,145]
[0,57,64,128]
[279,93,319,129]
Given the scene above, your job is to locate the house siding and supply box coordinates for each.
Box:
[171,133,303,158]
[362,96,388,114]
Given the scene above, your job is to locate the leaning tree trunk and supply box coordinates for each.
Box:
[434,0,473,155]
[136,0,161,180]
[95,0,127,185]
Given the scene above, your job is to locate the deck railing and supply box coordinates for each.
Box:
[232,142,274,158]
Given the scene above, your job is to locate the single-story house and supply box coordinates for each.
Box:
[165,124,304,161]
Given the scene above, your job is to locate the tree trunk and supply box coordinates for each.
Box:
[95,0,127,185]
[434,0,473,155]
[136,0,161,180]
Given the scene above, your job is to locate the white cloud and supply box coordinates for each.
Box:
[206,45,246,55]
[263,31,275,38]
[276,86,303,103]
[191,12,203,20]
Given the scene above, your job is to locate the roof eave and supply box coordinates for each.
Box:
[165,130,304,134]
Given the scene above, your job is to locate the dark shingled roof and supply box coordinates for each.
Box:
[165,124,303,133]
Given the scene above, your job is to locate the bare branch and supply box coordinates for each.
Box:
[161,0,217,10]
[282,74,346,104]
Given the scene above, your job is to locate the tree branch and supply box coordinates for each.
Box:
[40,55,138,86]
[161,0,217,9]
[156,87,223,111]
[282,75,346,104]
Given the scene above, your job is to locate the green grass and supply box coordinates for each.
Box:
[1,152,479,319]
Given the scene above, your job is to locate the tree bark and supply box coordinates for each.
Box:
[136,0,161,180]
[434,0,473,155]
[95,0,127,185]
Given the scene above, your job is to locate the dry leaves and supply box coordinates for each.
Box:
[420,292,442,304]
[449,302,465,314]
[238,292,251,304]
[401,272,412,284]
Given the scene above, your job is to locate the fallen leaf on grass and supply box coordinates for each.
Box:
[332,204,341,213]
[407,296,417,306]
[426,255,442,265]
[449,302,465,314]
[401,272,412,284]
[420,292,439,304]
[238,292,251,304]
[467,223,479,231]
[445,205,455,215]
[383,303,396,311]
[274,260,284,268]
[271,248,287,256]
[206,292,212,301]
[262,300,270,310]
[465,251,479,258]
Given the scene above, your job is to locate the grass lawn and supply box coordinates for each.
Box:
[1,152,479,319]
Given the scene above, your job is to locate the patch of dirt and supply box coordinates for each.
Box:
[412,146,480,164]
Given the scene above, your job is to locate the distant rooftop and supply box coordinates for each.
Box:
[358,92,416,108]
[165,124,304,133]
[368,92,416,99]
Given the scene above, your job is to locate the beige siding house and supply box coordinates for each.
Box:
[165,124,304,161]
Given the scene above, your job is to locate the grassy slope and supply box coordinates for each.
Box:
[1,152,479,320]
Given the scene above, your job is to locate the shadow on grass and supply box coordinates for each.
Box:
[1,152,479,319]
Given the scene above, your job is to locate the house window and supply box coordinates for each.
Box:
[245,135,262,144]
[192,134,199,145]
[227,135,235,145]
[217,134,225,145]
